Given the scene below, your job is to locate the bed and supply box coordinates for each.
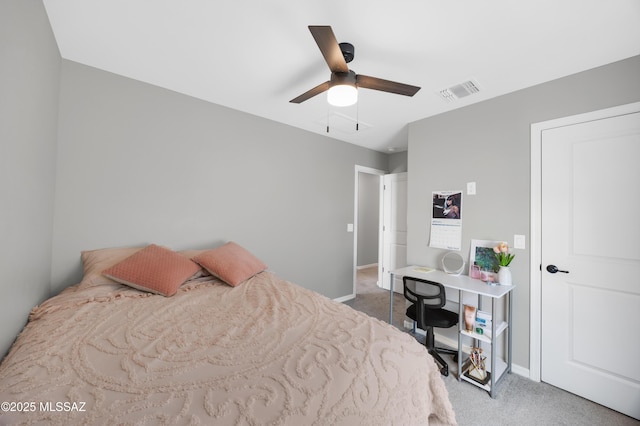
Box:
[0,243,456,425]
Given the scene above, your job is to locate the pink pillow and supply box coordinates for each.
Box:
[192,242,267,287]
[103,244,201,296]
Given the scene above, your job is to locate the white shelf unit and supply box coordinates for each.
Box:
[457,290,513,398]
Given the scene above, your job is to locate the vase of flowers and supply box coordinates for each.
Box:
[494,242,515,285]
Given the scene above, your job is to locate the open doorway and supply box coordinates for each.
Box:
[352,166,386,297]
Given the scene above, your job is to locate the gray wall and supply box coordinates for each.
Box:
[387,151,408,173]
[407,55,640,371]
[357,173,380,266]
[51,60,388,298]
[0,0,60,357]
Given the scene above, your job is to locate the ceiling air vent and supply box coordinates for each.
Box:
[438,79,481,102]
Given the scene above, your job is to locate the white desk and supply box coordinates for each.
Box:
[389,266,515,398]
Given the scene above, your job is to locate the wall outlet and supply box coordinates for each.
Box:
[347,223,354,232]
[514,234,526,249]
[467,182,476,195]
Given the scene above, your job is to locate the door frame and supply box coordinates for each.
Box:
[353,165,387,297]
[529,101,640,382]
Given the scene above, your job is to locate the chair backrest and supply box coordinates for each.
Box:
[403,277,448,331]
[403,276,447,309]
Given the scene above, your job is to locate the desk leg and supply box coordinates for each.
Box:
[389,272,395,325]
[490,296,497,398]
[508,290,513,373]
[457,289,463,382]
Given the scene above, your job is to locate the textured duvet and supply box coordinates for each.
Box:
[0,271,455,425]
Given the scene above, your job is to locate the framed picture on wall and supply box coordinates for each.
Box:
[469,239,503,281]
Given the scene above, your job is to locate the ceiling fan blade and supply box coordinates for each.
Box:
[356,74,421,97]
[289,81,330,103]
[308,26,349,74]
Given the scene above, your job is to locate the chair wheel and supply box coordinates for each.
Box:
[440,365,449,376]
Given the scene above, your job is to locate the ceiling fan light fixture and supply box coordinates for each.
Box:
[328,85,357,107]
[327,71,358,107]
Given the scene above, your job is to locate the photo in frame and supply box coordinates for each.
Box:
[469,239,504,282]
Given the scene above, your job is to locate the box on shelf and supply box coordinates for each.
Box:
[475,310,492,337]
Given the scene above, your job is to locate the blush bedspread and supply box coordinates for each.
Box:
[0,272,456,425]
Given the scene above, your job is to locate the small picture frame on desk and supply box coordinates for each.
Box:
[470,239,503,282]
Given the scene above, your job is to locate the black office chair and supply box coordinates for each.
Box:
[403,276,459,376]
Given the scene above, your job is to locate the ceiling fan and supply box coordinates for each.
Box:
[290,26,421,107]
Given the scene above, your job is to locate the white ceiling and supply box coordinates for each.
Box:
[42,0,640,153]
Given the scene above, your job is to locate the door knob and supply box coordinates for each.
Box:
[546,264,569,274]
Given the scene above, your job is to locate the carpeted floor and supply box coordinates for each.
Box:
[345,266,639,426]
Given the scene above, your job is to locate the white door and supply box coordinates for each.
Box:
[541,110,640,419]
[380,173,407,292]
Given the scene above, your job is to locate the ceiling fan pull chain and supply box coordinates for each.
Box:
[327,104,330,133]
[356,102,359,131]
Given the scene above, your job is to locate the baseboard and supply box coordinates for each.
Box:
[511,363,530,379]
[334,293,355,303]
[402,320,529,378]
[356,263,378,270]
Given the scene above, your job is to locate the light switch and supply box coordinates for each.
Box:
[347,223,354,232]
[467,182,476,195]
[514,234,526,249]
